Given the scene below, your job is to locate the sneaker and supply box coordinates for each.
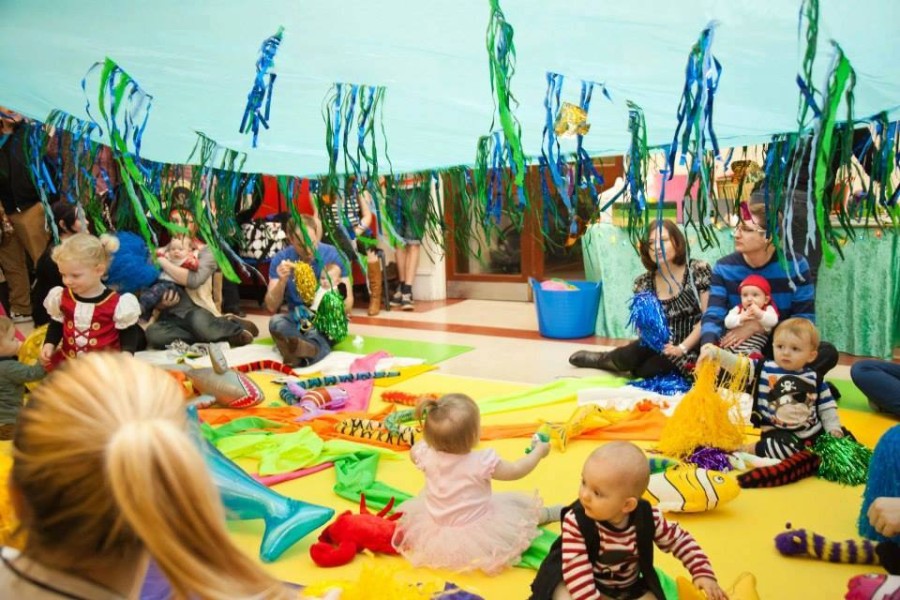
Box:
[400,293,414,311]
[224,314,260,338]
[10,312,31,324]
[389,289,403,307]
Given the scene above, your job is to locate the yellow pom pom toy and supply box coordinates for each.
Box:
[293,261,317,306]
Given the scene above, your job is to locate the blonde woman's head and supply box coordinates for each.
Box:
[416,393,480,454]
[11,353,288,600]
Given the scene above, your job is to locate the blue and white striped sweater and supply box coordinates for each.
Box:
[756,360,839,438]
[701,252,814,345]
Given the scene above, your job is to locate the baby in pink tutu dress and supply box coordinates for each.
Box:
[392,393,561,575]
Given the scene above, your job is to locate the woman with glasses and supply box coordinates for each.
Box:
[699,200,838,382]
[569,219,711,378]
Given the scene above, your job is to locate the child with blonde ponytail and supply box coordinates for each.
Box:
[392,393,562,575]
[1,353,291,599]
[39,233,143,368]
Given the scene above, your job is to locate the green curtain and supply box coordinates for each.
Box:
[816,229,900,359]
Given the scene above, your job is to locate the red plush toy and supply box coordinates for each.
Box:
[309,495,403,567]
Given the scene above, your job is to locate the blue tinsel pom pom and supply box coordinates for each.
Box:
[627,291,670,352]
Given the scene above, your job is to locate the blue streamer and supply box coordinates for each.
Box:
[574,80,610,203]
[540,72,572,222]
[24,122,60,241]
[795,75,823,119]
[627,291,670,352]
[631,372,691,396]
[239,26,284,147]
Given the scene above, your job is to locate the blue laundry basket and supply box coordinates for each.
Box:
[530,278,602,339]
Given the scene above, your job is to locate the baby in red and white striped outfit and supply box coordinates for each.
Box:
[530,442,726,600]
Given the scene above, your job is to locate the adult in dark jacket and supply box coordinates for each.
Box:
[0,108,52,321]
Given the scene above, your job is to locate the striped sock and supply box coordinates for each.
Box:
[738,450,821,488]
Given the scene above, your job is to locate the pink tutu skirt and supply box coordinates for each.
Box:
[392,491,543,575]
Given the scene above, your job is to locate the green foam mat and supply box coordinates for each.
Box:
[829,378,873,413]
[256,335,474,365]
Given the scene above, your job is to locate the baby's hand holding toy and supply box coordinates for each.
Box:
[526,432,551,458]
[828,428,845,439]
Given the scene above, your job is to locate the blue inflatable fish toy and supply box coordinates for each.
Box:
[187,406,334,561]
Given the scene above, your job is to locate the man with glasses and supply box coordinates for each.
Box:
[700,200,838,382]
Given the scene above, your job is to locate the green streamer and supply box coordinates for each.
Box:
[439,166,489,267]
[185,131,250,282]
[861,113,900,227]
[796,0,820,129]
[41,110,106,237]
[485,0,526,189]
[92,57,171,247]
[321,83,402,259]
[624,101,651,249]
[812,43,856,266]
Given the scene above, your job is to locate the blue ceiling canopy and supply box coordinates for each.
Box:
[1,0,897,177]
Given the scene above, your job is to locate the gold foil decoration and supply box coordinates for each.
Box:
[554,102,590,138]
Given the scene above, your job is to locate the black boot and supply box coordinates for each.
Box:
[568,350,620,372]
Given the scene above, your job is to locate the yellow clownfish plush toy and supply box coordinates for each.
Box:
[643,464,740,513]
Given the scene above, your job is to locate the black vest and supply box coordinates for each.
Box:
[529,499,665,600]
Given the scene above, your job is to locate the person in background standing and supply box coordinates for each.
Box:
[0,107,52,323]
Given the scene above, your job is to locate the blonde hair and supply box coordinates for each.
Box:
[774,317,820,348]
[587,442,650,499]
[416,393,480,454]
[0,316,12,339]
[12,354,289,600]
[51,232,119,268]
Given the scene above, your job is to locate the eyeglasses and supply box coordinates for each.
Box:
[734,223,766,235]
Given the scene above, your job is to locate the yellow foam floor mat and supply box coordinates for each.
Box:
[220,372,898,599]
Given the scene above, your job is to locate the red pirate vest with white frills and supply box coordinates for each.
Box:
[58,288,122,359]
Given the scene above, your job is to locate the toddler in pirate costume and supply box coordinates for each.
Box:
[531,442,725,600]
[700,317,845,460]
